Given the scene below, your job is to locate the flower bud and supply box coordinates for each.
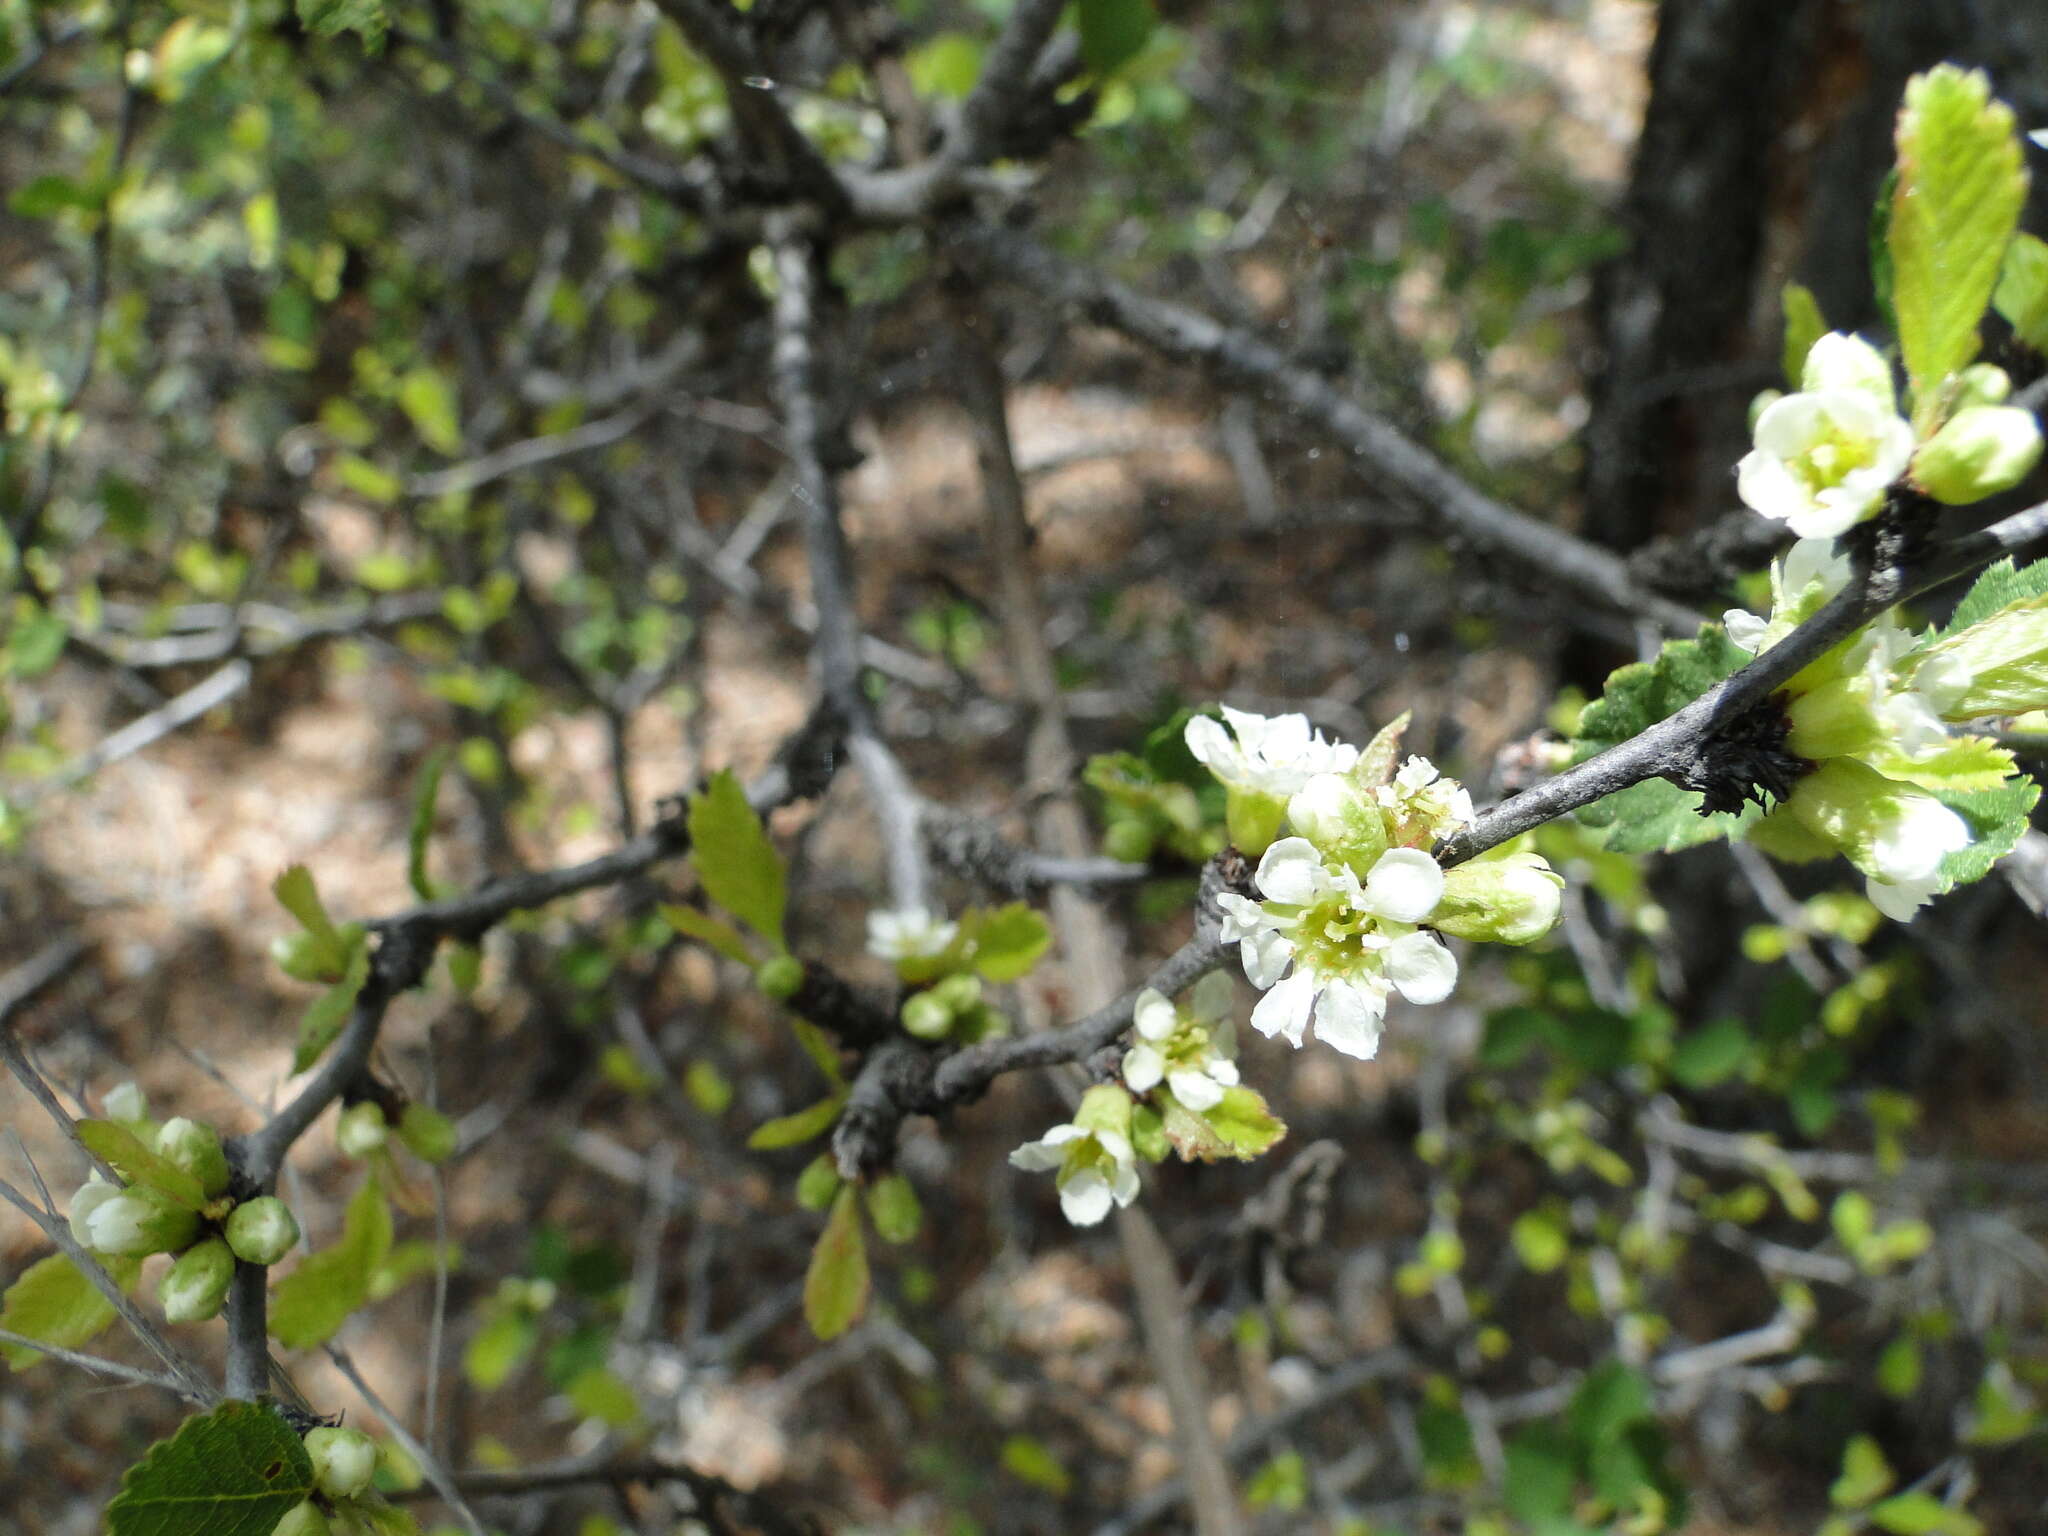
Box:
[1433,849,1565,945]
[1223,788,1288,857]
[397,1103,458,1164]
[1800,331,1896,410]
[1286,772,1389,877]
[1911,404,2043,505]
[68,1176,122,1250]
[82,1187,200,1257]
[102,1081,148,1123]
[303,1425,378,1500]
[1787,758,1970,886]
[225,1196,301,1265]
[931,973,982,1014]
[899,991,953,1040]
[158,1237,235,1323]
[269,1500,332,1536]
[1955,363,2012,408]
[336,1102,388,1158]
[1073,1082,1135,1142]
[1102,818,1155,865]
[754,954,804,1000]
[155,1117,231,1198]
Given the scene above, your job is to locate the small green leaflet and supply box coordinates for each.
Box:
[747,1093,846,1151]
[269,1176,393,1349]
[294,939,371,1073]
[804,1184,869,1340]
[660,902,755,966]
[964,903,1052,982]
[1994,232,2048,352]
[406,747,451,901]
[687,770,787,951]
[1866,1491,1984,1536]
[1158,1085,1286,1161]
[864,1173,922,1244]
[0,1252,139,1369]
[76,1120,206,1210]
[296,0,389,49]
[1781,283,1826,388]
[1888,65,2028,429]
[1078,0,1157,77]
[1667,1019,1752,1090]
[1933,556,2048,641]
[1831,1435,1896,1508]
[464,1308,538,1389]
[104,1401,315,1536]
[1000,1434,1073,1496]
[274,865,343,956]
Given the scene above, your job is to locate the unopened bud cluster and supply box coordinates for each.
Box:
[264,1424,383,1534]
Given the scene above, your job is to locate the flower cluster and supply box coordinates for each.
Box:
[1122,974,1240,1111]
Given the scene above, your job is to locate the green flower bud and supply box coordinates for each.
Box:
[1911,404,2043,505]
[397,1103,458,1164]
[336,1102,388,1158]
[155,1117,232,1198]
[1102,818,1155,865]
[899,991,953,1041]
[1955,363,2012,408]
[269,1499,332,1536]
[303,1426,378,1500]
[754,954,804,1000]
[225,1196,301,1265]
[795,1152,841,1211]
[1433,848,1566,945]
[1285,772,1389,877]
[1784,675,1886,761]
[102,1081,148,1124]
[1073,1083,1135,1143]
[158,1237,235,1323]
[930,973,982,1014]
[80,1186,200,1257]
[1223,789,1288,857]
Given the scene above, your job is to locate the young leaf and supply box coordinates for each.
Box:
[75,1120,206,1210]
[864,1173,922,1244]
[687,770,787,949]
[1932,776,2041,889]
[398,366,463,456]
[1889,65,2028,426]
[0,1252,138,1369]
[660,902,755,966]
[747,1093,846,1151]
[1933,556,2048,641]
[105,1401,316,1536]
[1158,1084,1286,1162]
[464,1308,538,1389]
[1867,1492,1983,1536]
[1078,0,1157,77]
[1000,1434,1073,1496]
[274,864,342,950]
[1782,282,1827,389]
[269,1177,393,1349]
[406,747,451,901]
[789,1017,847,1090]
[804,1185,869,1340]
[1668,1019,1753,1089]
[1995,231,2048,352]
[966,902,1052,982]
[294,938,372,1074]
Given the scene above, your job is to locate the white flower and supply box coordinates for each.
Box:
[68,1176,121,1250]
[1726,538,1855,656]
[1738,390,1914,538]
[865,906,959,962]
[1184,706,1359,799]
[1010,1125,1139,1226]
[1217,836,1458,1061]
[1867,792,1970,887]
[1121,985,1241,1110]
[102,1081,147,1122]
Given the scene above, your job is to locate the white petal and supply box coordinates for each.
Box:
[1360,847,1445,924]
[1781,537,1850,598]
[1867,875,1937,922]
[1737,446,1811,523]
[1788,491,1873,540]
[1168,1069,1225,1110]
[1208,1057,1240,1086]
[1239,929,1295,990]
[1109,1162,1142,1207]
[1870,797,1969,884]
[1722,608,1767,654]
[1184,714,1237,773]
[1132,989,1178,1041]
[1255,838,1329,905]
[1009,1127,1079,1171]
[1123,1044,1165,1093]
[1095,1129,1134,1167]
[1059,1170,1115,1226]
[1385,932,1458,1005]
[1255,712,1314,763]
[1215,893,1271,943]
[1250,969,1317,1046]
[1312,977,1386,1060]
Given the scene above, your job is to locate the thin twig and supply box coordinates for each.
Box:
[325,1344,486,1536]
[0,1327,203,1397]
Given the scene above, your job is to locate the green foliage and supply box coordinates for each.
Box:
[1995,232,2048,352]
[1781,282,1826,388]
[864,1174,923,1244]
[1156,1084,1286,1161]
[104,1401,315,1536]
[999,1434,1072,1496]
[1933,557,2048,641]
[75,1121,207,1211]
[405,748,451,901]
[1571,624,1755,852]
[1245,1449,1308,1512]
[269,1177,393,1349]
[660,902,755,966]
[961,903,1052,982]
[0,1252,137,1369]
[804,1184,869,1340]
[295,0,389,51]
[747,1094,846,1151]
[1079,0,1158,77]
[1930,776,2040,888]
[687,770,788,951]
[1667,1019,1752,1089]
[1888,65,2028,429]
[293,940,371,1074]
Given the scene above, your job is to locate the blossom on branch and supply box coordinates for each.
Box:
[865,906,959,962]
[1185,706,1360,853]
[1122,974,1241,1111]
[1737,333,1913,538]
[1009,1084,1143,1226]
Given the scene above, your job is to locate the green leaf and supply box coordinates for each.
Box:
[1244,1448,1308,1512]
[406,748,451,901]
[795,1154,841,1212]
[463,1308,538,1389]
[1569,1361,1654,1445]
[75,1120,206,1210]
[398,367,462,455]
[1504,1423,1577,1521]
[1995,231,2048,352]
[1934,557,2048,640]
[906,33,983,100]
[1572,624,1756,853]
[864,1174,922,1244]
[687,770,786,949]
[999,1433,1073,1497]
[1932,775,2041,888]
[1782,282,1827,388]
[274,864,343,952]
[747,1093,846,1151]
[1509,1210,1570,1273]
[660,902,755,966]
[966,902,1052,982]
[1078,0,1157,77]
[804,1185,869,1340]
[296,0,389,49]
[1889,65,2028,427]
[1869,1492,1983,1536]
[294,939,371,1074]
[1668,1019,1753,1089]
[9,174,95,219]
[270,1177,392,1349]
[1158,1084,1286,1162]
[567,1366,641,1427]
[789,1017,847,1090]
[0,1252,138,1368]
[105,1401,316,1536]
[1878,1334,1923,1399]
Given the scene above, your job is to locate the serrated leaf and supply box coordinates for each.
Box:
[1862,735,2017,793]
[864,1174,922,1244]
[406,748,450,901]
[687,770,786,949]
[1158,1084,1286,1162]
[1782,283,1827,388]
[1890,66,2029,427]
[747,1093,846,1150]
[804,1185,869,1340]
[75,1120,206,1210]
[105,1401,315,1536]
[1932,775,2040,888]
[659,902,755,966]
[294,939,371,1073]
[269,1176,392,1349]
[1934,557,2048,640]
[966,902,1052,982]
[0,1252,138,1369]
[1996,231,2048,352]
[1078,0,1157,77]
